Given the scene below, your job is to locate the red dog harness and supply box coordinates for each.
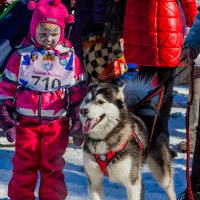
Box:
[93,131,144,176]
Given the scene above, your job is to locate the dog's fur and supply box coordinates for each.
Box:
[80,78,176,200]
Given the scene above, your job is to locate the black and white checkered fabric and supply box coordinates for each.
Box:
[83,38,124,81]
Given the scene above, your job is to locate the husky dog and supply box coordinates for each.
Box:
[80,78,176,200]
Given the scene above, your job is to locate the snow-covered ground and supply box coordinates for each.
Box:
[0,85,192,200]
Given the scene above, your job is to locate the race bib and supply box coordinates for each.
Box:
[18,49,76,92]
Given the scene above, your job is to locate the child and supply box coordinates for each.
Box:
[0,0,87,199]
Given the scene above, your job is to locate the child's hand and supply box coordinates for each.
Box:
[0,116,19,143]
[4,127,16,143]
[69,121,86,146]
[0,105,19,143]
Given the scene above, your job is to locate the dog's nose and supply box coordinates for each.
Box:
[80,108,89,117]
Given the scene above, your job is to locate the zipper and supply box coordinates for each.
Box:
[38,92,42,123]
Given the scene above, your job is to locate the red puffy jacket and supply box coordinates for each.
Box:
[123,0,197,67]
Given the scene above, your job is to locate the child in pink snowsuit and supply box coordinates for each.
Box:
[0,0,87,199]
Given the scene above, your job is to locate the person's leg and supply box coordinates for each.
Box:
[178,75,200,199]
[178,72,200,153]
[179,110,200,199]
[157,67,176,138]
[139,67,176,138]
[8,118,40,200]
[39,118,69,200]
[139,66,158,83]
[188,67,200,194]
[190,102,200,196]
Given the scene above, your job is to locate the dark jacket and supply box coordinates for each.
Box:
[0,0,32,73]
[68,0,107,61]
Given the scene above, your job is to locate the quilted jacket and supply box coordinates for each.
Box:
[123,0,197,67]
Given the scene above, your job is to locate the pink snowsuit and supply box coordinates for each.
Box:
[0,37,87,200]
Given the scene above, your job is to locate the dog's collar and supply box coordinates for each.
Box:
[89,138,105,154]
[91,138,105,144]
[89,131,144,155]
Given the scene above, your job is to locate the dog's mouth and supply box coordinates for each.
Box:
[82,114,106,133]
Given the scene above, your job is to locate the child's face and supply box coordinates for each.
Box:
[35,22,61,49]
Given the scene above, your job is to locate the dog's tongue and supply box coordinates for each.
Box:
[82,118,97,133]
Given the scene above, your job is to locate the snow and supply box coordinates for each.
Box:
[0,85,193,200]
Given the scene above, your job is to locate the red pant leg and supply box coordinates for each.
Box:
[8,118,41,200]
[39,118,69,200]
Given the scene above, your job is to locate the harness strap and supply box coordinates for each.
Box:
[147,86,165,147]
[131,131,144,152]
[94,131,144,176]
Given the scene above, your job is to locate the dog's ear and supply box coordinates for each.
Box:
[116,80,125,92]
[118,81,125,90]
[115,83,125,100]
[117,89,125,99]
[109,79,125,89]
[109,78,125,87]
[88,80,99,88]
[89,80,99,86]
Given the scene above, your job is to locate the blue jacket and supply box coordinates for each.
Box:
[185,12,200,54]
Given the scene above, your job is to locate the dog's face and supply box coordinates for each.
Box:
[80,82,125,139]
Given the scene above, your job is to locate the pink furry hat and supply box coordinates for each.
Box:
[28,0,74,42]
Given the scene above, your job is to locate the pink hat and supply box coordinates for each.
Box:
[28,0,74,42]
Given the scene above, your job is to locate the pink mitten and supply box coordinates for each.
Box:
[0,105,19,142]
[4,127,16,143]
[69,120,86,146]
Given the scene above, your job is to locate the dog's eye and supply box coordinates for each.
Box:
[85,97,90,103]
[97,100,105,104]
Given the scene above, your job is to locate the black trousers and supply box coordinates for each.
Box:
[139,66,176,138]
